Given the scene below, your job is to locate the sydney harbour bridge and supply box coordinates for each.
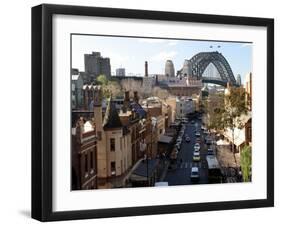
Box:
[177,51,238,87]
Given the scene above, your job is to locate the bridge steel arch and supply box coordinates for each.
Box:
[188,51,237,86]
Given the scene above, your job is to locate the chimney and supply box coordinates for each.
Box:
[93,85,102,107]
[125,91,130,102]
[145,61,148,77]
[123,91,130,112]
[133,91,139,103]
[155,75,158,85]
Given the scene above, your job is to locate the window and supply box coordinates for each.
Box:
[110,138,115,151]
[111,162,116,175]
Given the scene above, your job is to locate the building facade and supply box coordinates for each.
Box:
[72,118,98,190]
[71,73,84,109]
[92,87,132,188]
[116,68,126,76]
[157,76,203,97]
[176,97,195,119]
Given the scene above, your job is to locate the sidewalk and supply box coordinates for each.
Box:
[216,144,241,182]
[122,158,146,185]
[216,145,240,168]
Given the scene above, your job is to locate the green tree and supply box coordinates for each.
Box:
[205,87,249,166]
[202,92,225,131]
[240,145,252,182]
[96,74,108,86]
[105,80,122,98]
[96,75,122,98]
[223,87,248,164]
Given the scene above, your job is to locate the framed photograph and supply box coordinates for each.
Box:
[32,4,274,221]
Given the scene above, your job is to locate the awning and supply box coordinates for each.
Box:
[223,128,245,147]
[158,135,173,144]
[216,139,229,145]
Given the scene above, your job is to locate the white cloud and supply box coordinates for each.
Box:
[168,40,179,46]
[150,51,178,62]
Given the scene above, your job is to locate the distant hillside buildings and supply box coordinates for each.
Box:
[116,68,126,76]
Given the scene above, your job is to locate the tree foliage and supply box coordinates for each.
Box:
[240,145,252,182]
[96,75,122,98]
[223,87,248,130]
[203,87,249,166]
[205,87,248,132]
[96,74,108,86]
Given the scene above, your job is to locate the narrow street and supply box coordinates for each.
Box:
[164,118,209,185]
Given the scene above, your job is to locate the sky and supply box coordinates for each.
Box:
[71,34,252,85]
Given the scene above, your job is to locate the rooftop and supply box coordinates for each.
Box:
[103,98,123,129]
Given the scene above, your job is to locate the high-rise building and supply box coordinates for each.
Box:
[236,74,242,86]
[116,68,126,77]
[84,52,111,79]
[165,60,175,77]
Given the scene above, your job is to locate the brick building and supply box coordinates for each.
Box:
[72,118,98,190]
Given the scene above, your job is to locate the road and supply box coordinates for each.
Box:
[164,118,209,185]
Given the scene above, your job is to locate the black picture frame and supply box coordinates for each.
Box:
[32,4,274,222]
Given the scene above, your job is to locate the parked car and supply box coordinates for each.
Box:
[175,143,181,150]
[207,148,214,155]
[195,131,201,137]
[205,138,212,145]
[194,143,200,151]
[193,152,201,161]
[190,167,200,181]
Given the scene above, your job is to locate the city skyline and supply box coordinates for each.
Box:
[72,34,252,84]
